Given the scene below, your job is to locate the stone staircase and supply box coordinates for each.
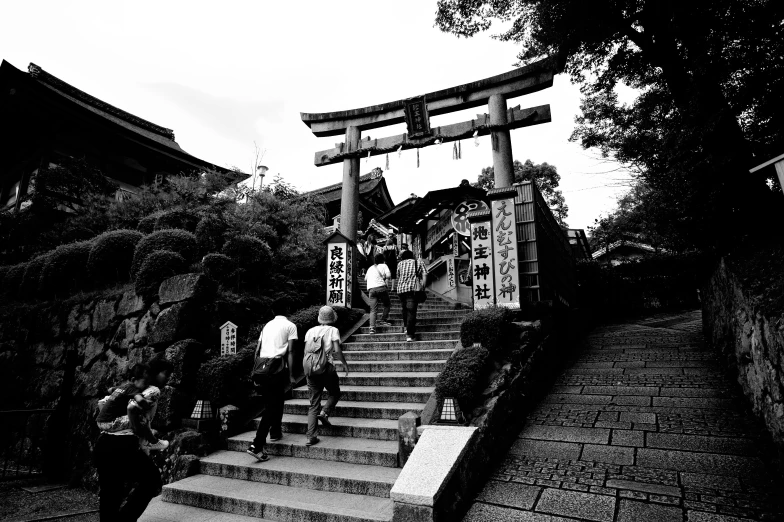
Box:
[147,284,469,522]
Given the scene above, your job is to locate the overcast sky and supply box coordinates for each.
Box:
[2,0,634,230]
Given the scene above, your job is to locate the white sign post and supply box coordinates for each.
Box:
[447,257,457,288]
[324,230,354,308]
[220,321,238,356]
[467,210,495,309]
[490,193,521,309]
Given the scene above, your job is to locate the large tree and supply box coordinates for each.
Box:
[436,0,784,250]
[474,159,569,226]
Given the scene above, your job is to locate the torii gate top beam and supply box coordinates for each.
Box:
[300,57,556,138]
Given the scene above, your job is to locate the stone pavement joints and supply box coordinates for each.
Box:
[463,310,784,522]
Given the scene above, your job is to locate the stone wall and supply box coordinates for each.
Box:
[0,273,268,486]
[702,258,784,461]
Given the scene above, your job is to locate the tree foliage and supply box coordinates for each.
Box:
[436,0,784,250]
[474,159,569,226]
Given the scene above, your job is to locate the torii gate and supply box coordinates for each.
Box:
[304,56,558,308]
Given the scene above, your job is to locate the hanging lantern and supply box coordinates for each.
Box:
[191,400,213,420]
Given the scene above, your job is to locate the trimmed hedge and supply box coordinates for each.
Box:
[460,307,515,354]
[435,345,490,404]
[131,229,198,277]
[222,235,272,278]
[195,215,227,255]
[137,212,162,234]
[1,264,24,298]
[202,253,235,284]
[155,208,199,232]
[88,229,145,284]
[195,346,255,408]
[39,241,93,297]
[134,250,186,297]
[20,254,51,299]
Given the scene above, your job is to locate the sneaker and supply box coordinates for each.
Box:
[306,437,320,446]
[146,439,169,451]
[317,413,331,426]
[369,328,376,334]
[269,434,282,442]
[406,336,414,343]
[246,445,270,462]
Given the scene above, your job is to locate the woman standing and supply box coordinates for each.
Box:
[395,250,426,343]
[382,237,399,291]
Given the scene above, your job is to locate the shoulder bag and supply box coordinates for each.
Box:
[414,259,427,303]
[250,324,287,385]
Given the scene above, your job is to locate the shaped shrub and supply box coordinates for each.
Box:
[460,306,515,354]
[134,250,186,297]
[19,254,51,299]
[202,253,235,284]
[222,235,272,273]
[155,208,200,232]
[195,214,227,255]
[131,229,198,277]
[39,241,93,297]
[1,264,25,298]
[137,212,162,234]
[88,229,145,284]
[195,346,255,407]
[435,344,490,404]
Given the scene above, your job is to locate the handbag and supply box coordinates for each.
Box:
[414,260,427,303]
[250,324,287,385]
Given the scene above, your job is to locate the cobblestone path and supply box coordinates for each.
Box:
[464,310,783,522]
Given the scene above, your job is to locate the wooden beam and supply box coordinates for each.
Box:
[313,104,551,167]
[301,57,555,137]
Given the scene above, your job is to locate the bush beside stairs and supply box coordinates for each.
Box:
[144,282,470,522]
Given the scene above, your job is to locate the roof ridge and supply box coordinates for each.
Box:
[28,63,176,141]
[302,167,383,198]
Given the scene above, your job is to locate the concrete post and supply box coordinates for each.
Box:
[340,125,361,242]
[488,94,515,188]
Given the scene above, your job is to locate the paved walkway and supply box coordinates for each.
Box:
[464,310,783,522]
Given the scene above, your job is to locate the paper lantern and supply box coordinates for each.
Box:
[191,400,213,420]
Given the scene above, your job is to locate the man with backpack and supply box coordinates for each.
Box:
[302,305,349,447]
[247,298,298,463]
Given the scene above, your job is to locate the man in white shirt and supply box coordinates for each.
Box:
[365,253,392,334]
[247,298,298,462]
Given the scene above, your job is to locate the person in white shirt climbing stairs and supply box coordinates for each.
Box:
[366,253,392,334]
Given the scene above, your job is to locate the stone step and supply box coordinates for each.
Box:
[142,497,271,522]
[162,475,393,522]
[343,340,458,351]
[283,399,424,420]
[358,323,463,334]
[346,360,447,373]
[293,385,434,403]
[228,430,399,467]
[341,371,439,387]
[350,331,460,343]
[388,310,469,320]
[199,451,401,498]
[343,348,454,361]
[265,413,399,441]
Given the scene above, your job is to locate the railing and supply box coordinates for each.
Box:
[0,409,54,480]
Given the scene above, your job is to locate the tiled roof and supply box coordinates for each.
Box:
[303,167,384,203]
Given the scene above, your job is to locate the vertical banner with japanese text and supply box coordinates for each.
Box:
[470,220,495,309]
[327,242,349,307]
[447,257,456,288]
[491,198,520,308]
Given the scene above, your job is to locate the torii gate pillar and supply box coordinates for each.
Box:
[339,125,361,242]
[489,94,515,188]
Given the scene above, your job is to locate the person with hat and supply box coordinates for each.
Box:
[303,305,349,446]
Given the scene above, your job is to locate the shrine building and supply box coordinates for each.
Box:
[0,60,248,212]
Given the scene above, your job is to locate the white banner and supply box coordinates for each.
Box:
[491,198,520,308]
[447,257,456,288]
[327,242,350,307]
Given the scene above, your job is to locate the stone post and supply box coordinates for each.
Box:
[398,412,421,467]
[340,125,361,242]
[488,94,514,188]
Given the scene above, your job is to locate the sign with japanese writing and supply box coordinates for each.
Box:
[326,242,350,307]
[491,198,520,308]
[447,257,456,288]
[404,96,431,138]
[452,200,489,236]
[452,233,460,257]
[220,321,238,356]
[425,211,453,252]
[470,220,495,309]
